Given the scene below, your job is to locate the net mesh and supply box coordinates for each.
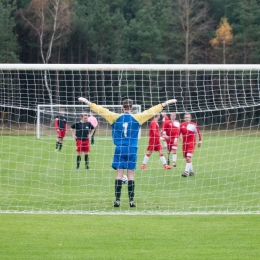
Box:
[0,65,260,214]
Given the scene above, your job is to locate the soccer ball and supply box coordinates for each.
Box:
[122,175,128,184]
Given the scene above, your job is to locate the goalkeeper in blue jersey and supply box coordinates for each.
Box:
[78,97,177,208]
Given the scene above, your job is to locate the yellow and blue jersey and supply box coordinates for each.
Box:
[90,103,163,147]
[90,103,164,170]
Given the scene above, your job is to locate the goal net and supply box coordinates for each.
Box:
[0,64,260,214]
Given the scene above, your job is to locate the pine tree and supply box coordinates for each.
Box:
[0,0,19,63]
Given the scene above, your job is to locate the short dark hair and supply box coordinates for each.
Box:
[122,99,133,110]
[81,113,88,118]
[60,108,65,112]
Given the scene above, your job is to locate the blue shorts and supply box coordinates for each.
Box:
[112,146,138,171]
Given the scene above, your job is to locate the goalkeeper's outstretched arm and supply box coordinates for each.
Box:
[78,97,177,125]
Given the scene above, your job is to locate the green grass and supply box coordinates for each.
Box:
[1,132,260,259]
[1,132,260,213]
[0,214,259,260]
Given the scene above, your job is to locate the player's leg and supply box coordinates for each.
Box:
[58,137,63,151]
[182,151,193,177]
[172,138,178,167]
[172,149,177,167]
[76,140,82,169]
[158,149,173,170]
[82,140,90,169]
[156,143,172,169]
[55,137,59,151]
[141,149,152,169]
[114,169,124,207]
[127,148,137,207]
[55,130,61,151]
[166,142,171,165]
[127,170,136,207]
[112,146,126,207]
[57,130,65,151]
[84,152,89,169]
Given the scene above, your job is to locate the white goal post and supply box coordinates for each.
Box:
[1,63,260,215]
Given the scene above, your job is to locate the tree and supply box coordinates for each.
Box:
[210,17,233,64]
[0,0,19,63]
[175,0,212,64]
[232,0,260,63]
[127,0,163,63]
[20,0,73,106]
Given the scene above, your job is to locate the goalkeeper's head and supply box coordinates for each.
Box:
[122,99,133,112]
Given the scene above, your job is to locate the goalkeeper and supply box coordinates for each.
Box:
[78,97,177,208]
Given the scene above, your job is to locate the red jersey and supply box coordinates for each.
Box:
[163,120,180,141]
[149,119,160,145]
[161,115,169,130]
[179,122,201,147]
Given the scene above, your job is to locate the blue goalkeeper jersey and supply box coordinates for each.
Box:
[112,113,140,147]
[90,103,164,147]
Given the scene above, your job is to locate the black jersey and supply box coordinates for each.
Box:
[55,114,67,129]
[71,121,94,140]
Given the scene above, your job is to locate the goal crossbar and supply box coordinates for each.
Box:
[2,63,260,71]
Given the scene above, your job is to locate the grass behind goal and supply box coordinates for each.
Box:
[1,132,260,213]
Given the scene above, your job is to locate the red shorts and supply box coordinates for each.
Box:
[182,145,195,158]
[76,140,90,153]
[167,138,178,152]
[147,143,162,152]
[57,129,66,138]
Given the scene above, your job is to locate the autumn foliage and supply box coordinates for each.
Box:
[210,17,233,63]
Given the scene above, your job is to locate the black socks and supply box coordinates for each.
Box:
[128,180,135,201]
[115,179,122,201]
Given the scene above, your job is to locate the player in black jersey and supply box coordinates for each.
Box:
[54,108,68,151]
[71,113,95,169]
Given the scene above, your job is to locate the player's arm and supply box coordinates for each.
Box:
[78,97,120,124]
[88,123,95,139]
[70,124,77,139]
[133,99,177,125]
[54,118,59,134]
[162,121,170,140]
[178,126,182,141]
[196,125,202,147]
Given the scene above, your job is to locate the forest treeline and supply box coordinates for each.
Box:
[1,0,260,65]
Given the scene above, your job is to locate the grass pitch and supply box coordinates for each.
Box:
[1,131,260,213]
[0,214,259,259]
[0,131,260,259]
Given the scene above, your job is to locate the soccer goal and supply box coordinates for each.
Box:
[0,64,260,214]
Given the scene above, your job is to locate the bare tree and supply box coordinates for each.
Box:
[176,0,211,64]
[21,0,72,107]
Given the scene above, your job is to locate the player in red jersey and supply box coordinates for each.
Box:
[54,108,68,151]
[162,112,180,167]
[141,114,172,170]
[179,113,202,177]
[161,111,170,149]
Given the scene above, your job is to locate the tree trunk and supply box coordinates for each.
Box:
[55,71,59,104]
[223,41,226,64]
